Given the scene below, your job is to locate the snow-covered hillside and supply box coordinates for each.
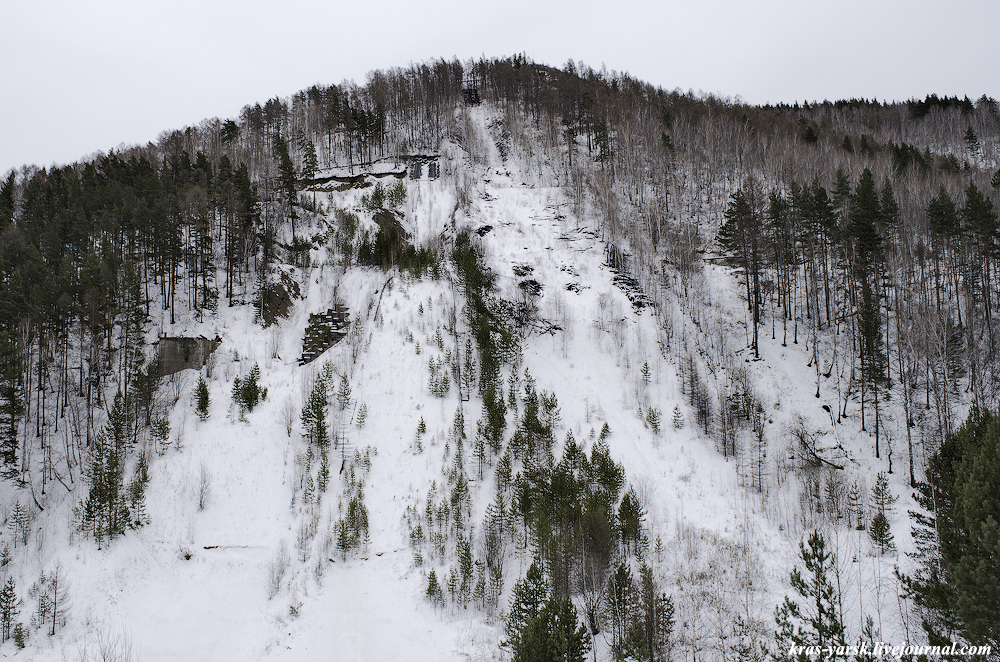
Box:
[3,104,927,662]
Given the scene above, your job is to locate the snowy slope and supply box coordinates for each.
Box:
[7,104,918,661]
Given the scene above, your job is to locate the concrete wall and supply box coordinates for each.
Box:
[155,336,221,377]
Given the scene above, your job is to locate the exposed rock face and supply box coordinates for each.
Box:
[259,271,301,327]
[373,209,410,240]
[155,336,221,377]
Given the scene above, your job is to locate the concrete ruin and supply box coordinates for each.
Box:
[299,305,351,365]
[155,336,222,377]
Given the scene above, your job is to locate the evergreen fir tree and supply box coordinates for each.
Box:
[0,577,19,642]
[505,561,548,651]
[868,511,895,555]
[318,449,330,493]
[127,453,150,527]
[337,374,352,411]
[151,415,170,453]
[119,261,147,406]
[605,562,635,656]
[868,472,897,554]
[8,502,28,547]
[301,376,330,448]
[514,595,591,662]
[619,487,645,556]
[0,172,14,226]
[81,390,130,546]
[12,622,25,649]
[0,331,23,478]
[870,472,897,517]
[273,133,298,221]
[302,140,319,180]
[426,569,444,606]
[637,563,675,662]
[964,127,980,157]
[195,376,210,421]
[645,407,661,434]
[671,405,684,430]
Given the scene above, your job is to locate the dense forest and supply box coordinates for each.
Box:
[1,55,998,659]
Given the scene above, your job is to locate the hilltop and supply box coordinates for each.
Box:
[0,57,997,660]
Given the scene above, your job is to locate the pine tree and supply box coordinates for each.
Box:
[505,561,548,651]
[426,569,444,606]
[605,562,635,655]
[301,376,329,448]
[719,187,764,358]
[12,623,25,649]
[8,502,28,547]
[243,364,265,411]
[195,376,210,421]
[637,563,675,662]
[151,415,170,453]
[388,180,407,209]
[273,133,298,224]
[337,374,352,411]
[773,530,846,660]
[671,405,684,430]
[301,140,319,180]
[0,331,23,478]
[81,390,130,546]
[619,487,645,556]
[514,595,591,662]
[356,403,367,428]
[317,449,330,493]
[868,473,897,553]
[457,535,474,602]
[848,168,882,259]
[868,511,895,555]
[870,472,897,517]
[0,577,19,642]
[128,453,150,527]
[903,407,1000,649]
[645,407,661,434]
[964,127,980,157]
[0,172,14,226]
[119,261,147,406]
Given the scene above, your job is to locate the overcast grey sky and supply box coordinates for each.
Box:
[2,0,997,175]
